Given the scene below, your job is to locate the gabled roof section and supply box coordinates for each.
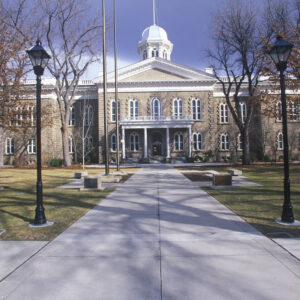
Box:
[96,57,216,83]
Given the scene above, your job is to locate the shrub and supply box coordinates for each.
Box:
[48,158,63,167]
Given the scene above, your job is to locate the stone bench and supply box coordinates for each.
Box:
[213,174,232,186]
[83,176,102,190]
[228,169,242,176]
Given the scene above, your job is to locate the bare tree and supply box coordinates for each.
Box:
[40,0,101,166]
[208,0,268,164]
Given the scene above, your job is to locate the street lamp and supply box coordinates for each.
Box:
[268,35,294,223]
[26,40,51,226]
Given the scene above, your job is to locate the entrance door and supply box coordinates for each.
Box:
[152,143,162,156]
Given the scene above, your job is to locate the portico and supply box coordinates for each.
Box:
[120,116,193,161]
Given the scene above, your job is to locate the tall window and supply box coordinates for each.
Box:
[220,103,229,123]
[85,105,93,126]
[193,133,202,151]
[111,100,120,122]
[111,133,121,152]
[5,138,14,154]
[289,101,298,121]
[237,134,243,151]
[130,132,139,151]
[220,133,229,151]
[129,99,139,120]
[69,106,75,126]
[192,98,201,120]
[276,102,282,121]
[174,132,184,151]
[143,50,147,60]
[151,97,161,120]
[28,106,36,126]
[173,98,183,119]
[240,103,247,123]
[27,138,36,154]
[69,137,74,153]
[16,106,23,126]
[84,136,93,153]
[277,132,283,150]
[152,48,158,57]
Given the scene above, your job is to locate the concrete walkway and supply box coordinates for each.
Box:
[1,166,300,299]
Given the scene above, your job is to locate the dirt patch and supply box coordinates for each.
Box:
[182,172,212,182]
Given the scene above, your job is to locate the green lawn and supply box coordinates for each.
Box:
[0,167,136,241]
[180,165,300,238]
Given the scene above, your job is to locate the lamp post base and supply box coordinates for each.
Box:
[29,221,54,228]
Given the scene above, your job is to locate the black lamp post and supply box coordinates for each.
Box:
[26,40,51,225]
[268,35,294,223]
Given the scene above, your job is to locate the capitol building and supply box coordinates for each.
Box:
[4,21,300,165]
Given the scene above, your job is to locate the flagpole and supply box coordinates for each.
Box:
[114,0,120,171]
[102,0,109,175]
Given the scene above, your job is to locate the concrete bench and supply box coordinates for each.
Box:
[213,174,232,186]
[228,169,242,176]
[83,176,102,190]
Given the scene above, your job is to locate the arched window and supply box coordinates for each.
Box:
[173,98,183,119]
[174,132,184,151]
[151,97,161,120]
[129,99,139,120]
[278,132,283,150]
[192,98,201,120]
[152,48,158,57]
[130,132,139,152]
[69,136,74,153]
[193,133,202,151]
[69,106,75,126]
[143,50,147,60]
[5,137,14,154]
[85,105,93,126]
[220,103,229,123]
[220,133,229,151]
[276,102,282,121]
[111,100,120,122]
[27,138,36,154]
[239,103,247,123]
[111,133,117,152]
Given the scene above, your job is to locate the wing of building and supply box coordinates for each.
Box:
[3,23,300,165]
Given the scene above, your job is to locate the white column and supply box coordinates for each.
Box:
[122,128,125,159]
[166,127,170,158]
[144,127,148,158]
[188,126,192,158]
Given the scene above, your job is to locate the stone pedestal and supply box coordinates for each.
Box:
[228,169,242,176]
[213,174,232,186]
[84,176,102,190]
[74,172,88,179]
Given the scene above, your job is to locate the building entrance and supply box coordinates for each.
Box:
[152,143,162,156]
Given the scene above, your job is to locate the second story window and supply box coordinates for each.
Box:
[129,99,139,120]
[276,102,282,121]
[85,105,93,126]
[28,106,36,126]
[69,106,75,126]
[220,103,229,124]
[173,98,183,119]
[16,106,24,126]
[151,97,161,120]
[111,100,120,122]
[289,101,298,121]
[192,98,201,120]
